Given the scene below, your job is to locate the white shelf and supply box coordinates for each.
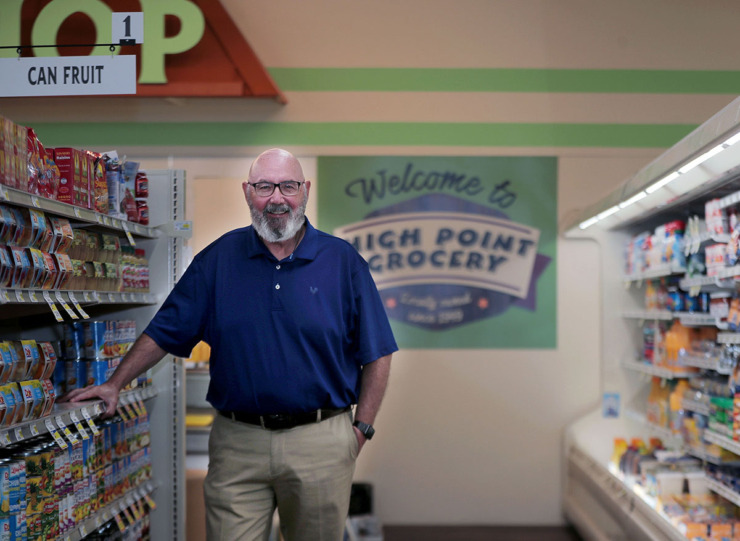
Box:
[677,312,722,327]
[0,288,156,306]
[0,387,157,448]
[679,274,736,291]
[624,263,686,283]
[681,397,711,416]
[621,358,697,379]
[703,430,740,455]
[706,476,740,507]
[678,353,732,374]
[718,332,740,344]
[624,408,683,447]
[64,481,158,541]
[0,184,158,238]
[567,445,688,541]
[622,310,674,320]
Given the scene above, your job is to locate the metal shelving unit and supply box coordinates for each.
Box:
[0,171,187,539]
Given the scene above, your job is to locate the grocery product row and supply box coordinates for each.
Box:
[0,400,155,541]
[0,201,150,295]
[1,115,149,225]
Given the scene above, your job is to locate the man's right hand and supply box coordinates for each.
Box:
[59,382,120,418]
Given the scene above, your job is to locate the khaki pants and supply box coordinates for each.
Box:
[204,411,358,541]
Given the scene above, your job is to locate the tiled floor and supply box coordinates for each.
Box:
[383,526,584,541]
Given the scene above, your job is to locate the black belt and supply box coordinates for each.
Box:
[219,406,351,430]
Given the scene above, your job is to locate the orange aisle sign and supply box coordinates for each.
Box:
[0,0,285,101]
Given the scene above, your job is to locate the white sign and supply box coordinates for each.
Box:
[0,55,136,97]
[112,12,144,44]
[335,212,540,299]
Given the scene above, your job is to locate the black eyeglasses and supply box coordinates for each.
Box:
[248,180,305,197]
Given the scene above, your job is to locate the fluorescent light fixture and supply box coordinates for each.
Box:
[619,191,647,209]
[646,171,680,194]
[678,144,725,174]
[596,205,620,220]
[723,132,740,147]
[578,216,599,230]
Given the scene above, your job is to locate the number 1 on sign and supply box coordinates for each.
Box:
[112,12,144,44]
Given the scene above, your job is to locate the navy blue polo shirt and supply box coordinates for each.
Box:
[143,219,398,415]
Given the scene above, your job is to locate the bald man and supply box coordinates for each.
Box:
[65,149,397,541]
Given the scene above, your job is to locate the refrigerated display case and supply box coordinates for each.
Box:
[561,97,740,540]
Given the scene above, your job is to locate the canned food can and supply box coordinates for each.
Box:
[64,360,86,391]
[63,322,84,360]
[84,321,106,360]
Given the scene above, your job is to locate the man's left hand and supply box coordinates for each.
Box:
[353,426,367,455]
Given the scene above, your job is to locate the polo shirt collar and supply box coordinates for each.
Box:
[245,218,318,261]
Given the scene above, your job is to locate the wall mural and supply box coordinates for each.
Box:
[317,156,557,349]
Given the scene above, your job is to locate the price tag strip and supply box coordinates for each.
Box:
[14,290,25,303]
[54,291,79,319]
[143,492,157,510]
[69,411,89,440]
[123,403,136,420]
[120,501,135,525]
[56,415,79,445]
[113,507,126,532]
[122,222,136,247]
[81,407,101,435]
[44,419,68,449]
[42,291,64,322]
[67,292,90,319]
[13,427,23,442]
[1,433,10,446]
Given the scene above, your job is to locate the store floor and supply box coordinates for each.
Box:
[383,525,583,541]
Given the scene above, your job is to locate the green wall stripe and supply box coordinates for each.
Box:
[28,122,696,148]
[268,67,740,94]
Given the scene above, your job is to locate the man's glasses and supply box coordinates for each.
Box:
[248,181,305,197]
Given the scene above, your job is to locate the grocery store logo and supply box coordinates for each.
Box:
[334,195,550,330]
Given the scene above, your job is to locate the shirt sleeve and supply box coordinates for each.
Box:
[143,259,209,358]
[352,262,399,365]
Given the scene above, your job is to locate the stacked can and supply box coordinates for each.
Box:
[59,320,137,396]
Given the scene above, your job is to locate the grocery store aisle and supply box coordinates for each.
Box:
[383,525,583,541]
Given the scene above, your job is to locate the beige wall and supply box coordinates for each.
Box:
[1,0,738,527]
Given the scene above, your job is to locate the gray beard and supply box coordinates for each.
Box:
[249,200,306,243]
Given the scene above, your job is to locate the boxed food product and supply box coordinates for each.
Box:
[52,253,72,289]
[0,206,16,245]
[40,378,55,417]
[0,383,18,426]
[0,247,11,287]
[0,342,15,384]
[49,216,73,254]
[40,252,57,289]
[18,380,43,421]
[80,149,90,209]
[36,342,57,380]
[90,152,107,215]
[8,246,29,288]
[52,148,75,205]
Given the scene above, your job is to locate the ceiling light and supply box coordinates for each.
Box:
[596,205,620,220]
[578,216,599,230]
[723,132,740,147]
[618,191,647,209]
[646,171,680,194]
[678,144,725,174]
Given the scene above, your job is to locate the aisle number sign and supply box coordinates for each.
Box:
[0,0,206,85]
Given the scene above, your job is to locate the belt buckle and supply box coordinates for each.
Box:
[262,413,292,430]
